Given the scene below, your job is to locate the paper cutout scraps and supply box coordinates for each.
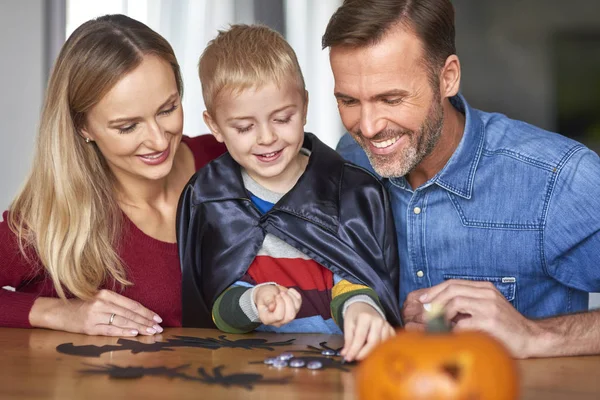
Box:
[57,335,296,358]
[80,364,291,390]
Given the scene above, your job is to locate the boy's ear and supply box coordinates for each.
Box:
[302,90,309,126]
[203,111,224,143]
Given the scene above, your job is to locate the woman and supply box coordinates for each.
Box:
[0,15,225,335]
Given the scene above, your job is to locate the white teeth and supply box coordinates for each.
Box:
[371,136,400,149]
[141,151,164,159]
[261,151,278,157]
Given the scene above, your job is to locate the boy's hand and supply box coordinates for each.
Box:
[340,302,396,362]
[255,285,302,327]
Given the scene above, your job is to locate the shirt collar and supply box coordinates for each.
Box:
[195,132,342,232]
[388,94,485,199]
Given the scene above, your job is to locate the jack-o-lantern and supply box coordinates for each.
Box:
[356,312,519,400]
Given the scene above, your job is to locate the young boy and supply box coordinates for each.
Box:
[178,25,401,361]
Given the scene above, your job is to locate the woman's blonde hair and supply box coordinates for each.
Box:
[199,24,305,115]
[8,14,183,300]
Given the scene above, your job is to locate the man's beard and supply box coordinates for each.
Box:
[353,96,444,178]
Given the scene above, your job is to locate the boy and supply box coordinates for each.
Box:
[178,25,401,361]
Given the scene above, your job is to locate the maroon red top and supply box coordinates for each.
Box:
[0,135,226,328]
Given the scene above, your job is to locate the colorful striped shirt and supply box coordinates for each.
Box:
[212,165,384,334]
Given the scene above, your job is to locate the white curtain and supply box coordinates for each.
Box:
[66,0,344,143]
[67,0,243,136]
[285,0,343,148]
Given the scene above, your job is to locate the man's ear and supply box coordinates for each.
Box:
[203,111,224,143]
[439,55,461,98]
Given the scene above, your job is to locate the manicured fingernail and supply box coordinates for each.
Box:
[146,327,156,334]
[154,325,163,333]
[423,303,432,312]
[130,330,139,336]
[419,294,428,302]
[153,315,163,323]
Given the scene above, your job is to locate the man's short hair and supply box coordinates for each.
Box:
[322,0,456,85]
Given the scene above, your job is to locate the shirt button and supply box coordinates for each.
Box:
[413,207,421,214]
[416,270,424,278]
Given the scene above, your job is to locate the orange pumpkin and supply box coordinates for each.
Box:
[356,319,518,400]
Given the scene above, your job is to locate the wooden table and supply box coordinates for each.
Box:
[0,328,599,399]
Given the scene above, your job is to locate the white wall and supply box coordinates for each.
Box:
[0,1,45,211]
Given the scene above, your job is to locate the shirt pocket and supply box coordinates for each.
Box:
[443,274,517,307]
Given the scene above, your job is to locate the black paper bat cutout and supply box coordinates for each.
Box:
[80,364,291,390]
[57,335,295,358]
[300,341,343,355]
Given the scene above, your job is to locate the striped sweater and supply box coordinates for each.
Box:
[212,167,384,334]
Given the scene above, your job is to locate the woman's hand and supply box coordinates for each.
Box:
[29,289,163,336]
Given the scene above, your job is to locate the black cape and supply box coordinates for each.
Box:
[177,132,402,328]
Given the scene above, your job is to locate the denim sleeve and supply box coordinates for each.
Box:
[544,147,600,292]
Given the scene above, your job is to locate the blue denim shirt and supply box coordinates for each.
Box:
[337,94,600,318]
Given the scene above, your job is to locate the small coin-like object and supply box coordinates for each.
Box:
[272,359,289,368]
[321,350,336,356]
[307,361,323,370]
[264,357,277,364]
[277,352,294,361]
[289,359,306,368]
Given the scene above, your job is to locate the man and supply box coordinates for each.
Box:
[323,0,600,358]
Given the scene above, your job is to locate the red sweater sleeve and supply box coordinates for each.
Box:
[181,134,227,170]
[0,211,41,328]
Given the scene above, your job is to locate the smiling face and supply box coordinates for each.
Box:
[81,54,183,183]
[330,25,445,178]
[203,78,308,193]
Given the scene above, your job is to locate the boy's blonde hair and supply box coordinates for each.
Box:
[199,24,305,114]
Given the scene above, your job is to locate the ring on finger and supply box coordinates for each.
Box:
[108,313,116,325]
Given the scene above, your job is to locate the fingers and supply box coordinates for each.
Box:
[257,293,277,320]
[355,319,386,360]
[279,291,298,323]
[343,315,370,362]
[258,294,285,326]
[287,288,302,311]
[96,324,141,337]
[419,279,497,304]
[402,300,428,325]
[95,290,162,335]
[93,297,162,336]
[427,281,498,309]
[257,287,303,327]
[100,311,161,336]
[381,323,395,342]
[99,290,162,324]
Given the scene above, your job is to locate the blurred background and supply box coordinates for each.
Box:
[1,0,599,306]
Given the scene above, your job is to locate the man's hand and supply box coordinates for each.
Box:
[340,302,395,362]
[403,279,539,358]
[254,285,302,327]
